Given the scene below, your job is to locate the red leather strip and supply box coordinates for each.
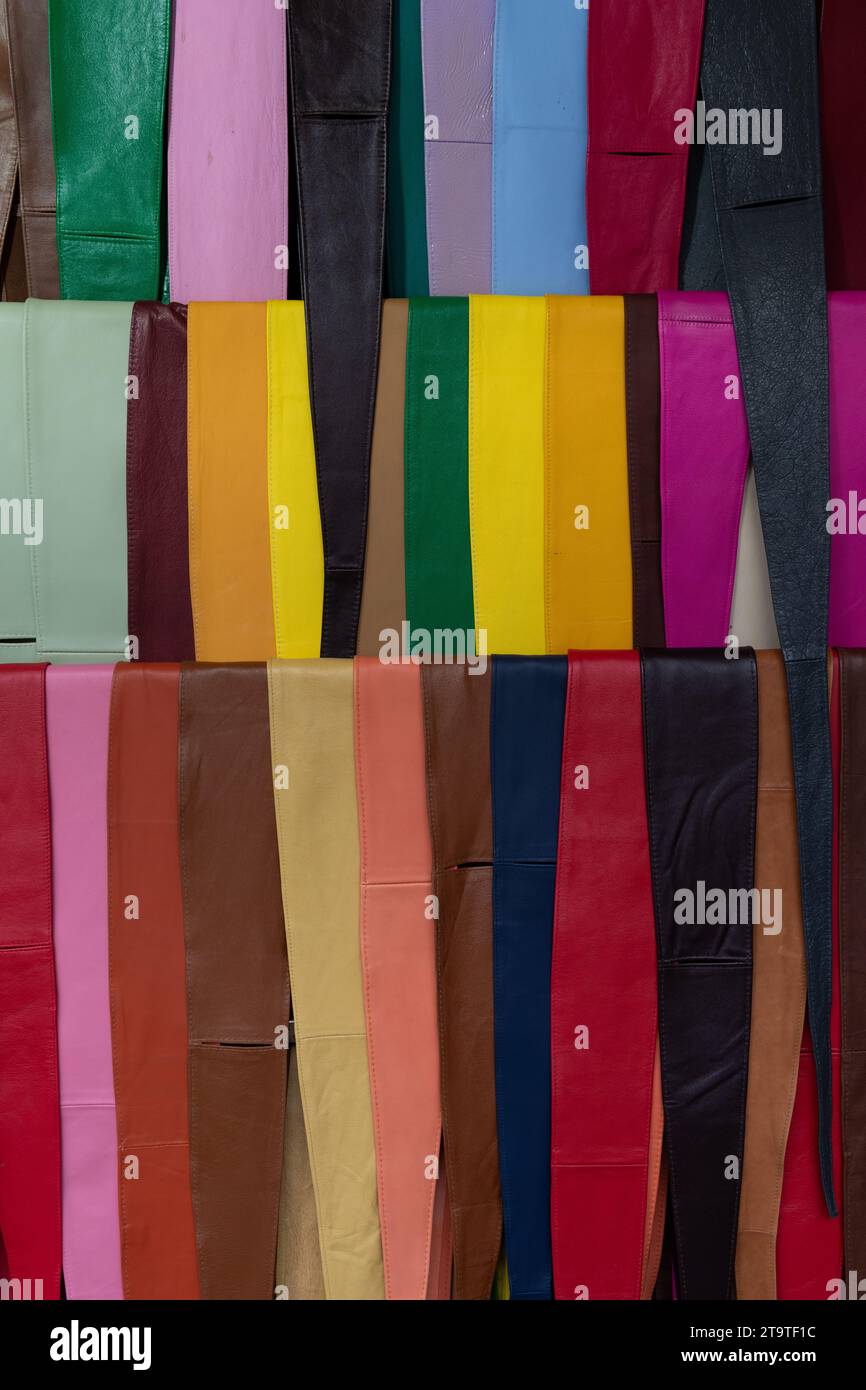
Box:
[821,0,866,290]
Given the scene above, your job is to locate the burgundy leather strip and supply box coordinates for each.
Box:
[820,0,866,290]
[839,648,866,1280]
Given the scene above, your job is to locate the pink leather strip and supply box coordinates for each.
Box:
[47,666,123,1301]
[167,0,288,301]
[828,292,866,646]
[354,658,446,1300]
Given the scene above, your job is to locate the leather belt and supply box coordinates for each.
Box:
[492,656,566,1301]
[267,301,323,659]
[267,659,385,1300]
[47,665,122,1299]
[492,0,588,295]
[179,663,289,1300]
[545,297,632,652]
[821,0,866,290]
[107,663,198,1300]
[422,0,494,296]
[0,664,61,1299]
[5,0,59,297]
[624,295,665,647]
[552,651,661,1301]
[0,304,36,660]
[387,0,427,297]
[48,0,170,300]
[288,0,391,658]
[839,648,866,1282]
[642,648,756,1300]
[587,0,705,293]
[422,663,501,1300]
[355,658,448,1299]
[167,0,288,302]
[126,303,194,662]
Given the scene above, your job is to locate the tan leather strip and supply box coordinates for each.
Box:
[275,1043,325,1301]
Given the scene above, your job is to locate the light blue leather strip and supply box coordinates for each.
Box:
[0,305,38,663]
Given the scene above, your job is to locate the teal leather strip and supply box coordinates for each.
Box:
[24,300,131,660]
[387,0,429,296]
[48,0,170,299]
[0,304,38,662]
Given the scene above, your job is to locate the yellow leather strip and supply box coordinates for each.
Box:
[469,295,546,654]
[267,302,324,657]
[267,659,385,1301]
[187,302,275,660]
[545,296,632,652]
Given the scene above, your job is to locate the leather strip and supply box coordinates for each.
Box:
[545,296,632,653]
[167,0,288,301]
[0,664,61,1299]
[5,0,59,297]
[0,303,36,659]
[355,658,444,1299]
[624,295,665,647]
[48,0,170,300]
[1,191,24,298]
[735,652,807,1299]
[492,656,566,1301]
[268,659,385,1300]
[421,0,493,296]
[267,301,324,659]
[387,0,428,297]
[405,296,473,646]
[187,302,274,662]
[840,648,866,1281]
[179,664,289,1300]
[551,651,658,1301]
[47,665,122,1299]
[288,0,391,657]
[276,1044,326,1301]
[107,663,198,1300]
[358,298,409,657]
[642,648,756,1300]
[492,0,588,295]
[469,294,545,654]
[0,2,18,274]
[828,294,866,646]
[821,0,866,290]
[127,302,194,662]
[421,663,501,1300]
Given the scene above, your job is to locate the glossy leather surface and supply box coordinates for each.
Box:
[624,295,665,646]
[387,0,428,297]
[0,304,36,659]
[5,0,59,297]
[821,0,866,289]
[839,649,866,1279]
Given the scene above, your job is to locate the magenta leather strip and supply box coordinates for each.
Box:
[167,0,288,302]
[828,292,866,646]
[659,292,749,647]
[421,0,494,295]
[47,666,123,1301]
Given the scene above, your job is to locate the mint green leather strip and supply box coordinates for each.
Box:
[0,304,38,662]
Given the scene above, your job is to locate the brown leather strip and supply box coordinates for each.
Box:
[0,2,16,270]
[5,0,59,297]
[421,663,501,1301]
[624,294,665,647]
[179,664,290,1300]
[839,648,866,1278]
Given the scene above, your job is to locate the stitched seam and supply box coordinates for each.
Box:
[22,300,43,658]
[543,297,553,653]
[468,299,481,653]
[267,307,284,657]
[549,655,575,1296]
[125,311,143,646]
[106,665,130,1297]
[187,312,201,656]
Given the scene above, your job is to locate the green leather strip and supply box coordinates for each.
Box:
[24,300,131,660]
[48,0,170,299]
[0,304,37,662]
[404,297,474,645]
[386,0,428,296]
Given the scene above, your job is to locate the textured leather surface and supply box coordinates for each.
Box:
[0,1,16,273]
[469,294,545,654]
[839,649,866,1280]
[405,297,473,645]
[386,0,428,297]
[735,652,806,1300]
[168,0,288,302]
[642,649,756,1300]
[267,659,385,1300]
[179,664,289,1300]
[0,664,61,1299]
[48,0,169,299]
[187,302,275,662]
[552,652,659,1301]
[587,0,706,293]
[624,295,665,647]
[492,0,588,295]
[0,303,36,658]
[47,665,123,1299]
[422,663,501,1300]
[828,294,866,646]
[355,659,445,1299]
[492,656,565,1301]
[267,301,323,658]
[107,663,198,1300]
[288,0,391,657]
[275,1045,326,1301]
[5,0,59,297]
[422,0,493,296]
[821,0,866,289]
[545,296,632,652]
[358,299,408,656]
[127,303,194,662]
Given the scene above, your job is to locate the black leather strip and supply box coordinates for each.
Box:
[624,294,665,648]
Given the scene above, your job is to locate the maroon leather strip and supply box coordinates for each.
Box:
[820,0,866,290]
[839,648,866,1279]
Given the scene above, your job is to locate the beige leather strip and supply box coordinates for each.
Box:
[275,1044,325,1301]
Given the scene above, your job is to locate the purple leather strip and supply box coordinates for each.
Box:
[421,0,494,295]
[828,292,866,646]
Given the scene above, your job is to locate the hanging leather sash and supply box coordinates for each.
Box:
[422,0,494,296]
[387,0,427,297]
[0,304,36,661]
[107,663,198,1300]
[5,0,59,296]
[545,296,632,652]
[0,664,61,1300]
[624,295,665,647]
[642,648,756,1300]
[821,0,866,290]
[288,0,391,657]
[492,0,588,295]
[48,0,170,300]
[839,648,866,1282]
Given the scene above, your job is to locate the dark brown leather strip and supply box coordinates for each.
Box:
[840,648,866,1278]
[5,0,59,297]
[0,2,17,272]
[624,294,665,647]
